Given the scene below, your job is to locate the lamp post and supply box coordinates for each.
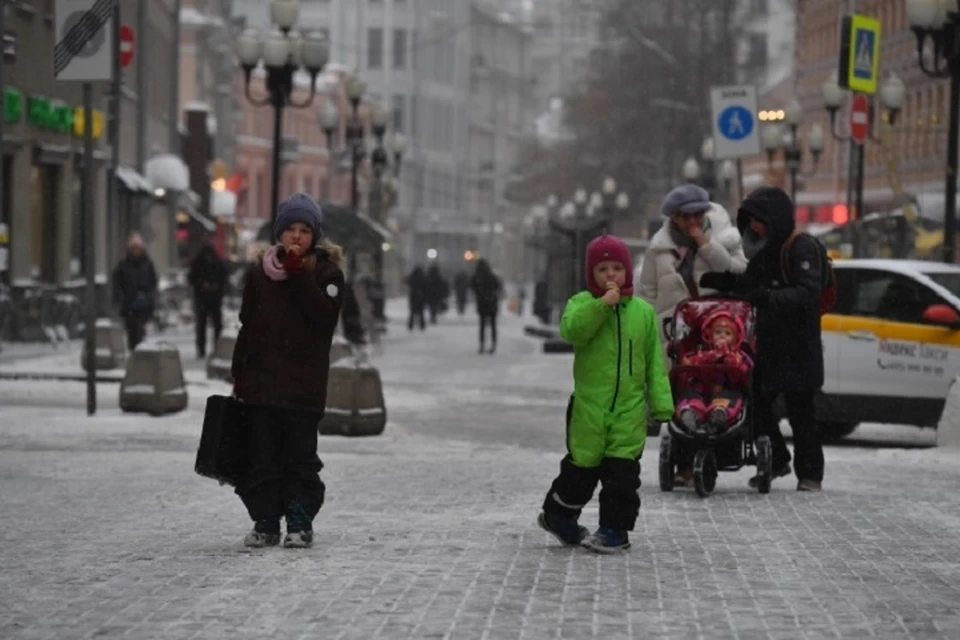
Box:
[236,0,329,226]
[681,156,702,183]
[907,0,960,262]
[549,182,624,300]
[761,100,825,205]
[821,71,905,257]
[367,104,405,321]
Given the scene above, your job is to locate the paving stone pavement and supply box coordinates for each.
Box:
[1,304,959,639]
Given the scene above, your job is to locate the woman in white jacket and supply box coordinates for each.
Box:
[637,183,747,486]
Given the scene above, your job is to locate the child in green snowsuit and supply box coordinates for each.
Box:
[539,234,674,553]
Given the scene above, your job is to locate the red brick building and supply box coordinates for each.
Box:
[745,0,950,228]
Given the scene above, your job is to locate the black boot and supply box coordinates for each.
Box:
[283,501,314,548]
[244,519,280,547]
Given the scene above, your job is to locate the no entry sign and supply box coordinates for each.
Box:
[851,93,869,145]
[119,24,134,68]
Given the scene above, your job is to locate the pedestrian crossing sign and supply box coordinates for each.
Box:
[839,14,881,94]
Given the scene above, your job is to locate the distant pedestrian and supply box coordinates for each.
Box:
[231,193,345,548]
[111,232,158,351]
[538,235,674,553]
[453,270,469,316]
[188,237,228,358]
[406,266,427,331]
[470,259,502,354]
[425,263,449,323]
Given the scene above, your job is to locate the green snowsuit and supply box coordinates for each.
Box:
[560,292,674,468]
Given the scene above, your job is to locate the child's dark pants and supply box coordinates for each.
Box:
[235,405,325,524]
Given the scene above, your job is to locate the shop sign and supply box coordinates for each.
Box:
[3,87,21,124]
[1,89,103,138]
[22,94,103,139]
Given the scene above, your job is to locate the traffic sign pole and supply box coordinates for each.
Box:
[105,1,120,272]
[82,81,96,416]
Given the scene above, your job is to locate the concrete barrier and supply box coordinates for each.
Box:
[81,319,127,371]
[318,355,386,437]
[119,343,188,415]
[937,376,960,448]
[206,332,237,382]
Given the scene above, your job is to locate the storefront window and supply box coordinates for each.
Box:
[1,155,10,284]
[71,168,83,279]
[29,164,59,283]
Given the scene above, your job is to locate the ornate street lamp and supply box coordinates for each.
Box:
[762,100,824,204]
[907,0,960,261]
[821,70,904,256]
[236,1,329,225]
[682,156,701,182]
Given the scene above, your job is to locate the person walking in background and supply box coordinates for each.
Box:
[425,263,450,324]
[188,236,228,359]
[538,235,674,553]
[112,232,158,351]
[453,270,470,316]
[405,266,427,331]
[470,258,502,354]
[231,193,345,548]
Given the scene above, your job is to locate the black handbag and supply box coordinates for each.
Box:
[195,395,250,487]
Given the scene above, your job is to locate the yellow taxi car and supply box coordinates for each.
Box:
[817,259,960,438]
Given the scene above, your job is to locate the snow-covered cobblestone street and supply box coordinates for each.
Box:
[2,303,959,639]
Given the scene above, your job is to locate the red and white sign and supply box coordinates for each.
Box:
[119,24,135,69]
[851,93,869,145]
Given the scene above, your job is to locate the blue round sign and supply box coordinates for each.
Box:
[717,106,754,141]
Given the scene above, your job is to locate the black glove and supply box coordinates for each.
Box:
[745,288,771,308]
[699,271,737,291]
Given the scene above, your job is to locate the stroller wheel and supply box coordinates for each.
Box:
[755,436,773,494]
[693,449,717,498]
[658,430,676,492]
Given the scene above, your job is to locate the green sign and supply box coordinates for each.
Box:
[3,87,21,124]
[27,95,73,134]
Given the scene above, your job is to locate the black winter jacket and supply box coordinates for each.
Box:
[731,187,824,393]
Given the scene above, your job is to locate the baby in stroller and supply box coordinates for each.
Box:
[674,309,754,434]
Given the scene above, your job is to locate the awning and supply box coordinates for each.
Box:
[115,165,154,195]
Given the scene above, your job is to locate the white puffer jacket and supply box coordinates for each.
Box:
[637,203,748,328]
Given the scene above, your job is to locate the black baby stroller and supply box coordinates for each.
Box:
[658,296,773,497]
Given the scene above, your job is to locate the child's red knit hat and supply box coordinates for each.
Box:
[585,235,634,297]
[701,310,744,348]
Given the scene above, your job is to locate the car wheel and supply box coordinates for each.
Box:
[820,421,859,441]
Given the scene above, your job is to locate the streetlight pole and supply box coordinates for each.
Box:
[236,1,329,226]
[822,71,905,256]
[907,0,960,262]
[761,104,824,207]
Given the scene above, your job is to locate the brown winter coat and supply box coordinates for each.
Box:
[231,248,345,414]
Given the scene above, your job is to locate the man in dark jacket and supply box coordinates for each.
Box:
[406,266,427,331]
[700,187,825,492]
[471,259,502,354]
[188,239,228,358]
[112,233,158,350]
[425,263,449,324]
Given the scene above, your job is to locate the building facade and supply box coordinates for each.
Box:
[1,0,181,287]
[744,1,950,232]
[468,4,532,278]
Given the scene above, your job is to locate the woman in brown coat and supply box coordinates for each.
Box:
[231,193,345,548]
